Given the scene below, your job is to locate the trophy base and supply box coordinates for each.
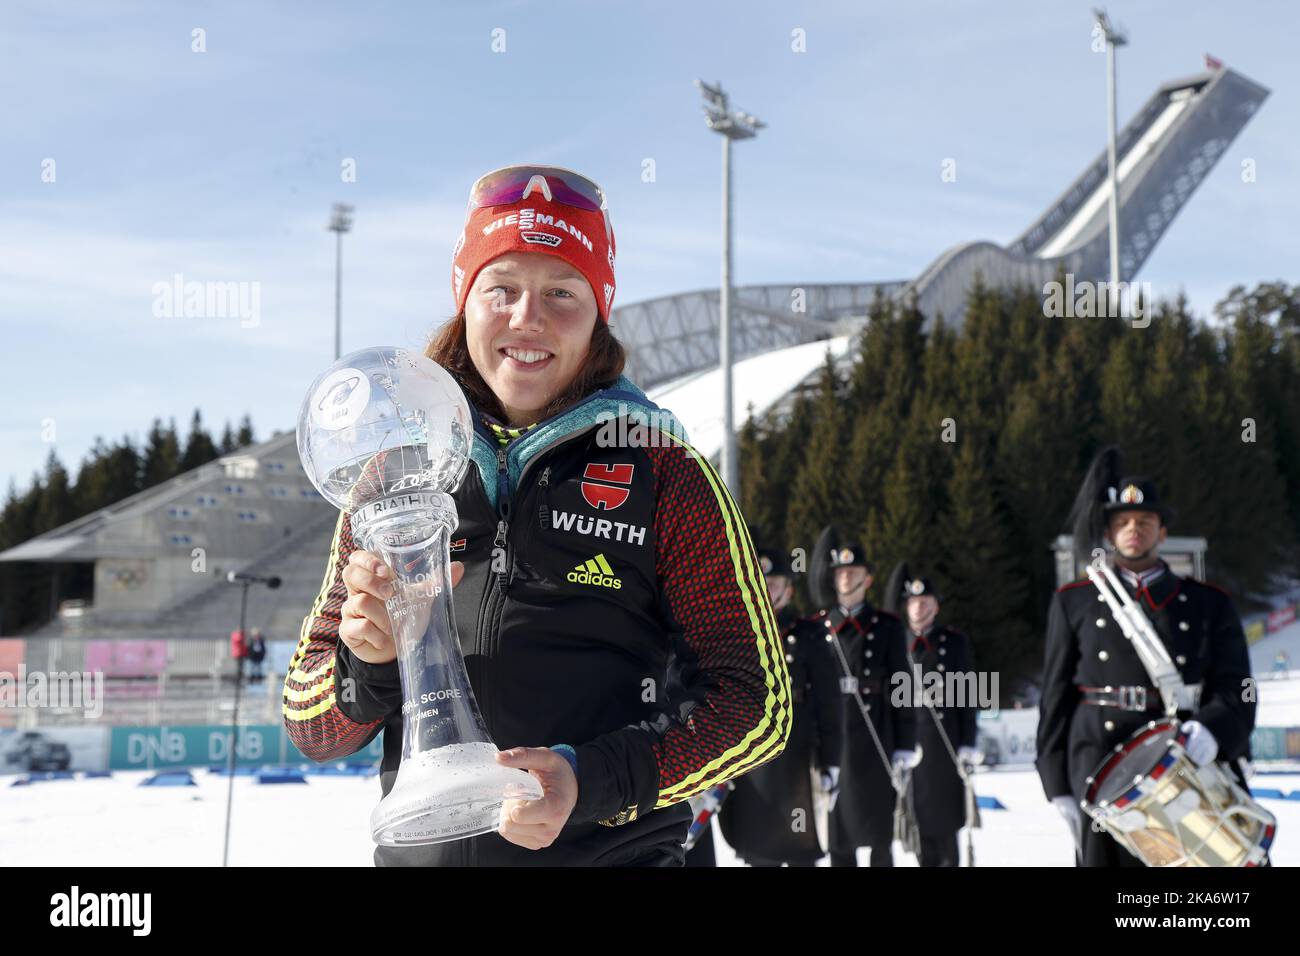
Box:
[370,742,545,846]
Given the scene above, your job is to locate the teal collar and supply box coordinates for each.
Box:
[466,375,687,511]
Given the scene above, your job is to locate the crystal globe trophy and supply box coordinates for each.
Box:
[297,346,542,845]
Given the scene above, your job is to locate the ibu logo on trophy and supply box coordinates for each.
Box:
[296,347,542,846]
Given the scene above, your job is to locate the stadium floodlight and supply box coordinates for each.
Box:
[1093,8,1128,46]
[1093,9,1127,306]
[694,79,766,492]
[328,203,355,361]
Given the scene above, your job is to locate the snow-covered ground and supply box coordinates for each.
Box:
[1251,616,1300,685]
[3,764,1296,867]
[5,671,1297,867]
[1257,669,1300,728]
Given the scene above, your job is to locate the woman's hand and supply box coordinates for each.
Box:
[494,747,579,850]
[340,551,464,664]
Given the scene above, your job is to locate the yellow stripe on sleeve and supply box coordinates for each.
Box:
[652,431,791,806]
[282,511,346,718]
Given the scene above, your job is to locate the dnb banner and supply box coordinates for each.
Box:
[0,724,381,773]
[107,724,382,770]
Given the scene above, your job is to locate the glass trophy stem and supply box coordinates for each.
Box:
[350,490,542,846]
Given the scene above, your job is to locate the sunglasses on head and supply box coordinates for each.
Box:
[468,164,614,247]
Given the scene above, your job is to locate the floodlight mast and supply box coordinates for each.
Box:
[694,79,765,492]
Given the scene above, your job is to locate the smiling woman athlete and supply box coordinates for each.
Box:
[283,164,791,866]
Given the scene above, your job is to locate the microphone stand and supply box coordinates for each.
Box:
[222,572,279,867]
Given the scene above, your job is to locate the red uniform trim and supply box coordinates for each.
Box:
[1138,578,1181,611]
[1057,579,1093,593]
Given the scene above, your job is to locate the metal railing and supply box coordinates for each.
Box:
[2,637,293,729]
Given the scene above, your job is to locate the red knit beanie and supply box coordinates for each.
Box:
[451,176,617,322]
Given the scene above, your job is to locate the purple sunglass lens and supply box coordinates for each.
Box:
[543,178,601,211]
[471,168,602,211]
[473,176,527,207]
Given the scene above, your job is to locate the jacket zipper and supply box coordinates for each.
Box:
[475,431,591,747]
[481,446,511,740]
[493,442,509,590]
[537,465,552,529]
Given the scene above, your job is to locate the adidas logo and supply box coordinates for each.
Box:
[567,553,623,589]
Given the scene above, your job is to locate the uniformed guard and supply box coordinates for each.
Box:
[888,571,982,867]
[1036,446,1258,866]
[718,547,843,866]
[814,541,918,867]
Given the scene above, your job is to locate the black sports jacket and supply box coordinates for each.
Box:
[283,375,791,865]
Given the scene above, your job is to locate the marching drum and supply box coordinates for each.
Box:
[1082,719,1276,867]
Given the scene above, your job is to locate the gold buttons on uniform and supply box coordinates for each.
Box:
[1098,650,1109,661]
[1097,618,1107,628]
[1176,654,1187,665]
[786,653,795,663]
[1104,720,1115,732]
[1178,621,1190,632]
[937,664,945,672]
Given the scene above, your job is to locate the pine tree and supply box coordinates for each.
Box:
[938,439,1032,697]
[72,437,116,513]
[1220,282,1300,560]
[737,408,775,546]
[106,435,143,502]
[843,296,926,529]
[236,414,255,449]
[0,478,46,634]
[1098,315,1160,459]
[74,435,142,512]
[996,348,1081,612]
[0,479,33,549]
[785,354,851,554]
[34,450,74,533]
[180,409,220,472]
[141,418,182,489]
[873,429,940,588]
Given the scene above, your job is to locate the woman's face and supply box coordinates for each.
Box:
[465,251,599,425]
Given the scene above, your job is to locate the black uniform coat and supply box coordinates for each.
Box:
[906,625,978,836]
[1035,562,1256,864]
[824,603,917,849]
[720,605,843,864]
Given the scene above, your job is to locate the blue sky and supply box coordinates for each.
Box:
[3,0,1296,496]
